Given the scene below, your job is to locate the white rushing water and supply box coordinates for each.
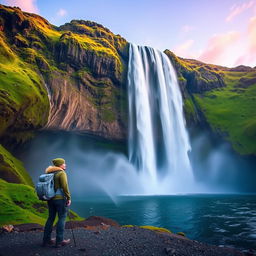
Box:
[24,44,237,197]
[127,43,194,194]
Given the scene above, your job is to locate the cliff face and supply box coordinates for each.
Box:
[0,5,128,143]
[45,71,126,139]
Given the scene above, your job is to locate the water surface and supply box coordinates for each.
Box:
[72,194,256,252]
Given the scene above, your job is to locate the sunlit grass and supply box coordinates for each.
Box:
[194,71,256,155]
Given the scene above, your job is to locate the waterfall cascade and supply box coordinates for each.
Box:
[127,43,193,194]
[20,43,252,197]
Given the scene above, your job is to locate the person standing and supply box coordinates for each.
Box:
[42,158,72,248]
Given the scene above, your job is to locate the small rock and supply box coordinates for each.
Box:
[165,247,172,254]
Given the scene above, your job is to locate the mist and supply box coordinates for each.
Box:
[189,128,256,193]
[14,130,256,203]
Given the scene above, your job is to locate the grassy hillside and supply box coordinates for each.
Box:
[194,71,256,155]
[0,31,50,142]
[0,145,84,226]
[165,50,256,156]
[0,178,83,226]
[0,144,33,185]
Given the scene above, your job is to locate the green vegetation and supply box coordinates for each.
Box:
[194,71,256,155]
[0,32,50,138]
[0,143,84,226]
[122,225,172,234]
[60,32,120,61]
[0,5,129,144]
[122,225,188,236]
[166,49,256,156]
[139,225,172,233]
[0,178,48,225]
[183,97,197,122]
[0,145,33,185]
[0,178,83,226]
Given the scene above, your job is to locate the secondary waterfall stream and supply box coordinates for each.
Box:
[127,43,193,193]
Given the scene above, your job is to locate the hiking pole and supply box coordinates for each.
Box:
[68,209,77,247]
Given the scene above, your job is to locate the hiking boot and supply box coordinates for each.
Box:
[55,239,71,248]
[41,238,56,247]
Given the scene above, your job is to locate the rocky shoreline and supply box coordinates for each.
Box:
[0,216,249,256]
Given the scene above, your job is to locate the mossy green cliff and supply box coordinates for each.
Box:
[0,4,128,143]
[0,145,33,185]
[165,50,256,156]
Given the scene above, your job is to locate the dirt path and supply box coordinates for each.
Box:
[0,225,245,256]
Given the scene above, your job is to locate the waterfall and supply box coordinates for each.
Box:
[127,43,193,194]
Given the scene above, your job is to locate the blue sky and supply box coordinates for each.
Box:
[1,0,256,67]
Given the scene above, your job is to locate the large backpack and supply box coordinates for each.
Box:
[36,171,63,201]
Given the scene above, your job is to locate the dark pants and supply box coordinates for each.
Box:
[43,199,68,244]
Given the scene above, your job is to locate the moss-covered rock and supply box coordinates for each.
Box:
[165,49,226,94]
[0,145,33,185]
[0,25,50,144]
[139,225,172,233]
[0,4,128,142]
[122,224,172,234]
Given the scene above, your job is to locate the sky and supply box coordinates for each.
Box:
[1,0,256,67]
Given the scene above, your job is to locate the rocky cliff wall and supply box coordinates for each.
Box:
[0,5,128,144]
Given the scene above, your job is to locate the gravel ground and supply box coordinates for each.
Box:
[0,226,245,256]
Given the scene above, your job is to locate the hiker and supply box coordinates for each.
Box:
[42,158,72,248]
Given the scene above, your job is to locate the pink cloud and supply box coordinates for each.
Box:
[248,16,256,51]
[173,9,256,67]
[234,16,256,66]
[4,0,39,14]
[198,31,240,64]
[234,55,247,66]
[226,0,255,22]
